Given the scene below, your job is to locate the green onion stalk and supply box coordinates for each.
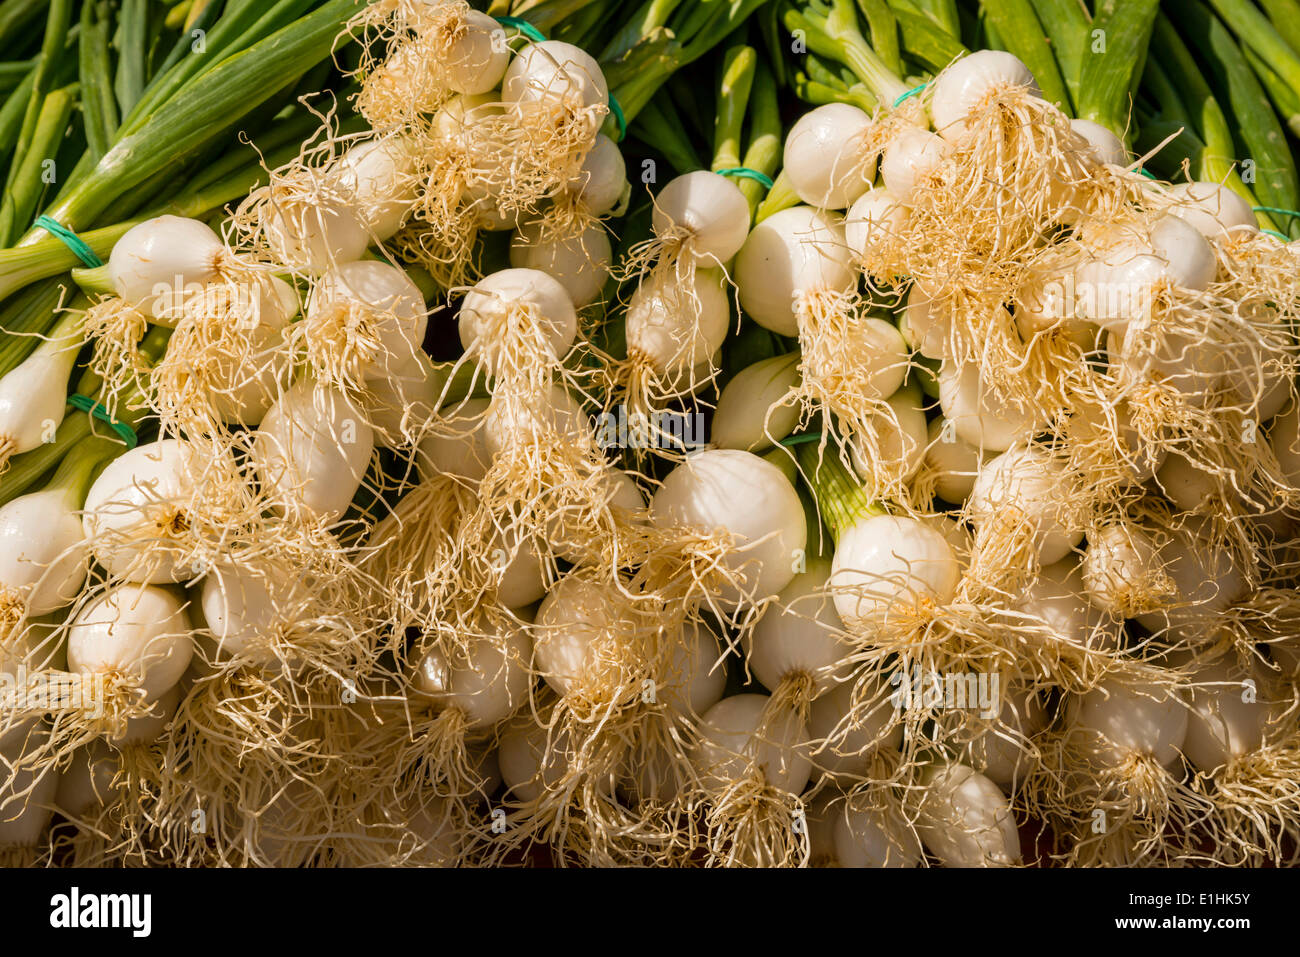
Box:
[794,55,878,114]
[599,0,774,125]
[793,438,884,545]
[1185,0,1300,238]
[0,325,171,507]
[710,41,782,221]
[784,0,912,109]
[1136,16,1279,234]
[885,4,966,77]
[28,0,360,246]
[0,2,362,358]
[633,94,706,176]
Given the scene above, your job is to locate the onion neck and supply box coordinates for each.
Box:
[48,438,117,508]
[794,439,885,544]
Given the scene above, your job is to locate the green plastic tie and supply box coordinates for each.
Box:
[608,92,627,142]
[493,15,545,43]
[715,167,775,190]
[66,394,137,448]
[34,216,103,268]
[893,84,926,108]
[1253,205,1300,220]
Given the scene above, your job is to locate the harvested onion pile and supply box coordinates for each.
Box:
[2,0,1300,869]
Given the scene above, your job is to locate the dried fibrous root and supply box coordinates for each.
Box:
[331,791,469,867]
[686,772,808,868]
[387,703,483,805]
[1028,751,1213,866]
[0,673,166,838]
[347,0,479,127]
[348,612,530,820]
[1187,733,1300,866]
[395,108,512,289]
[44,813,126,867]
[356,474,480,650]
[1055,398,1168,514]
[82,436,269,587]
[198,547,384,684]
[895,90,1102,308]
[914,278,1083,420]
[487,706,697,868]
[1069,159,1152,229]
[594,370,715,469]
[83,297,150,417]
[1211,588,1300,668]
[791,290,925,506]
[0,718,59,863]
[529,189,611,248]
[840,591,1142,706]
[961,498,1082,601]
[82,738,173,867]
[925,680,1055,797]
[1078,508,1178,623]
[1099,295,1297,498]
[1025,683,1214,866]
[407,96,604,288]
[230,121,371,278]
[391,209,485,292]
[598,271,726,466]
[148,670,359,866]
[472,404,631,578]
[0,596,65,664]
[504,585,723,866]
[1213,228,1300,312]
[148,274,295,437]
[0,587,26,649]
[629,523,766,635]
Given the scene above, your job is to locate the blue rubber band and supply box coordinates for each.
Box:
[715,167,775,190]
[779,432,826,448]
[493,15,545,44]
[893,84,925,108]
[1261,228,1291,242]
[67,393,137,448]
[34,216,103,268]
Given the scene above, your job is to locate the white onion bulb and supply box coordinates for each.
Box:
[651,449,807,608]
[510,219,612,307]
[735,206,856,337]
[83,439,205,584]
[930,51,1040,143]
[651,171,750,266]
[459,268,579,375]
[0,487,89,615]
[67,582,193,703]
[411,618,532,728]
[967,447,1084,565]
[253,379,375,522]
[107,215,226,318]
[830,514,961,627]
[782,103,875,209]
[306,260,428,383]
